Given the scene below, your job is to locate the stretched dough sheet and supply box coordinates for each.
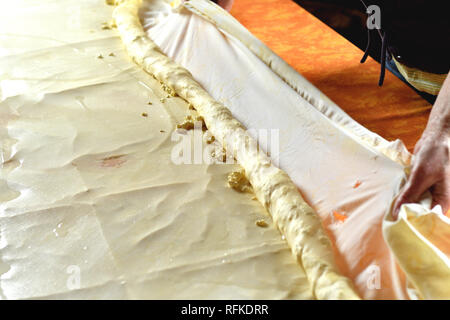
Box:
[115,0,359,299]
[0,0,314,299]
[0,0,448,300]
[137,0,449,299]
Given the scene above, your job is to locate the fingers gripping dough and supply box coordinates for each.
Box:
[113,0,359,299]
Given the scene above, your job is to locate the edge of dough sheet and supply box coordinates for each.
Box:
[383,201,450,300]
[112,0,360,300]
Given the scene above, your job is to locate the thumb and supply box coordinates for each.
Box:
[430,178,450,214]
[393,167,432,219]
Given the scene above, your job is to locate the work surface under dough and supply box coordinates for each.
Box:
[0,0,313,299]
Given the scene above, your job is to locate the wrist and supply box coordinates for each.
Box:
[426,102,450,138]
[438,114,450,138]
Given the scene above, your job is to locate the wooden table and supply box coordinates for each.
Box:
[230,0,431,152]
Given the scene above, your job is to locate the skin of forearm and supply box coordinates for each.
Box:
[425,73,450,137]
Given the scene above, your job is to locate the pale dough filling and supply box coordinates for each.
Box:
[227,170,252,193]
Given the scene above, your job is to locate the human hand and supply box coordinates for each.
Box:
[393,128,450,219]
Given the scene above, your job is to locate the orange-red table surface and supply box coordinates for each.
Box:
[230,0,431,152]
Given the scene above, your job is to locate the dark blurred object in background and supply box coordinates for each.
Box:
[294,0,449,75]
[294,0,382,63]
